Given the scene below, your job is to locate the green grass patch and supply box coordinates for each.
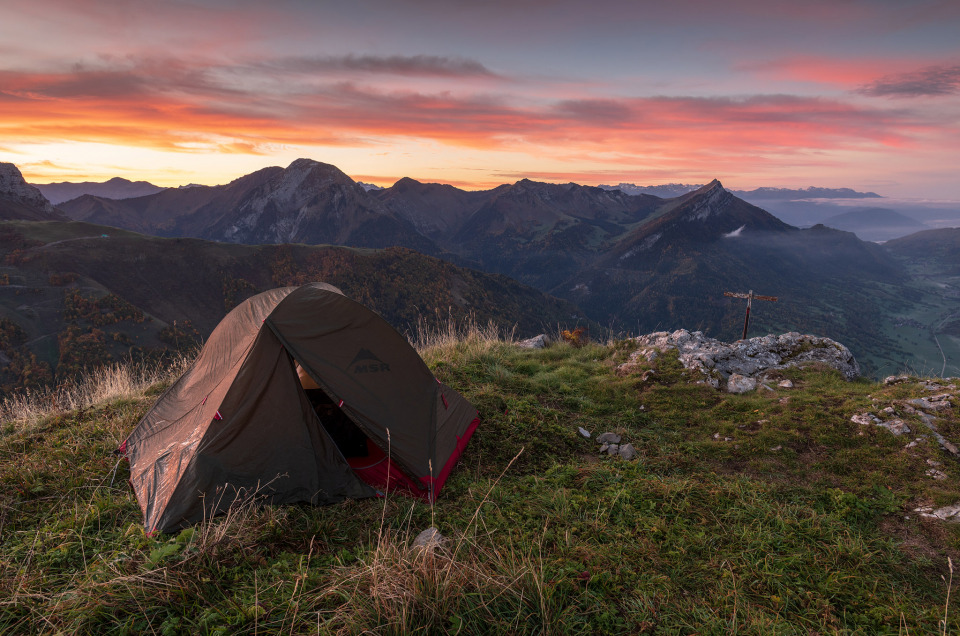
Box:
[2,338,959,633]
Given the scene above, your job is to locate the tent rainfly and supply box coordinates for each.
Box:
[119,283,480,533]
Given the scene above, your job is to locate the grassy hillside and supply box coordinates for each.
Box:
[2,325,959,633]
[0,220,589,393]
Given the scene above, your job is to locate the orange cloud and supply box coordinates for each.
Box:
[1,55,955,191]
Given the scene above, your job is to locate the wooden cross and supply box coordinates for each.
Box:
[724,290,778,340]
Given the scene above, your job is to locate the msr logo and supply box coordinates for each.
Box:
[349,348,391,374]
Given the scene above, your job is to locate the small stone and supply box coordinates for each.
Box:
[517,334,550,349]
[599,443,609,453]
[757,419,769,425]
[926,469,948,481]
[578,427,591,438]
[884,375,910,386]
[880,419,911,436]
[713,432,720,440]
[724,437,733,442]
[770,445,782,451]
[850,413,873,426]
[778,379,794,389]
[606,444,619,456]
[413,527,445,549]
[597,432,621,444]
[883,406,895,414]
[927,459,942,467]
[727,374,757,394]
[618,443,637,460]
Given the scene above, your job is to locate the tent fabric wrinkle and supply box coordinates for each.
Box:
[123,282,479,532]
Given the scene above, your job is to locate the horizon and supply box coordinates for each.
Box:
[2,1,959,198]
[13,157,897,198]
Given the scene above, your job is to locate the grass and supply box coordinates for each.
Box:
[2,321,960,633]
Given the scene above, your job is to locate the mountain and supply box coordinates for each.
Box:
[0,219,588,392]
[448,179,662,289]
[373,177,496,241]
[821,207,928,242]
[0,163,68,221]
[734,186,881,200]
[885,227,960,275]
[599,183,882,201]
[58,159,439,254]
[552,183,910,373]
[34,177,166,205]
[26,158,942,375]
[598,182,702,197]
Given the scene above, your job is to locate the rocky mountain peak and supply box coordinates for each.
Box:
[678,179,732,222]
[0,163,57,213]
[258,158,360,205]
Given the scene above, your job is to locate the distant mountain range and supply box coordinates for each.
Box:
[599,183,883,201]
[56,160,439,254]
[34,177,166,205]
[2,158,958,381]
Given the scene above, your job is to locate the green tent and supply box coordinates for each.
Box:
[121,283,479,533]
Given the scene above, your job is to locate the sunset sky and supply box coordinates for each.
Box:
[2,0,959,197]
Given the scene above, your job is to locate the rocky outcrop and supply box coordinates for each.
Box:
[853,378,958,456]
[517,334,551,349]
[617,329,860,389]
[0,163,64,220]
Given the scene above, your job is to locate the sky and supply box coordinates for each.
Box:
[1,0,959,198]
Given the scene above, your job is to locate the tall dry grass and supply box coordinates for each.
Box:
[0,354,192,432]
[411,314,514,367]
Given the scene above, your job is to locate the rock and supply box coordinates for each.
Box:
[884,375,911,385]
[778,379,794,389]
[599,443,609,453]
[578,427,591,438]
[606,444,620,456]
[926,469,947,481]
[727,374,757,393]
[0,162,60,217]
[621,329,860,385]
[618,443,637,460]
[597,432,621,444]
[850,413,877,426]
[517,334,550,349]
[412,527,445,549]
[770,445,783,451]
[916,504,960,522]
[910,396,953,413]
[879,419,910,436]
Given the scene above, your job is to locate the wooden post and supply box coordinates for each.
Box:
[724,290,778,340]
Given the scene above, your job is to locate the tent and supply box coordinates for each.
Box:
[120,283,480,533]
